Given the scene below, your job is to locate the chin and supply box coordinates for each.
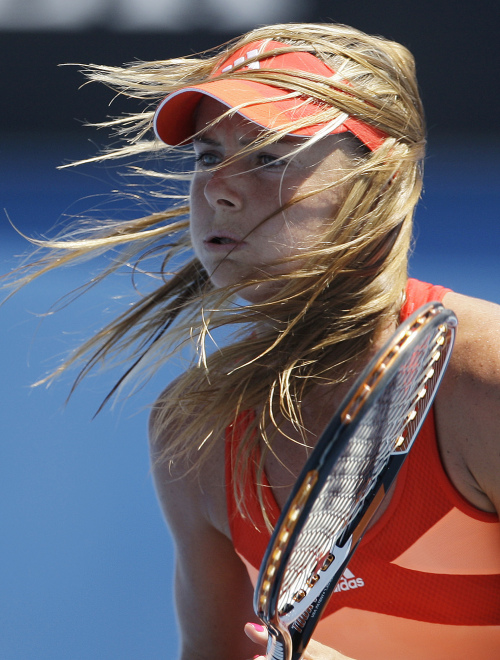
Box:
[207,264,287,304]
[235,280,285,304]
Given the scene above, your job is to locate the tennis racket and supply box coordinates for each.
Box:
[254,301,457,660]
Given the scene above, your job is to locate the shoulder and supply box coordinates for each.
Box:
[441,291,500,395]
[443,290,500,356]
[435,291,500,514]
[148,377,231,538]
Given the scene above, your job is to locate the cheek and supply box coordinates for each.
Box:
[189,180,207,241]
[271,193,339,250]
[189,176,205,215]
[298,185,343,221]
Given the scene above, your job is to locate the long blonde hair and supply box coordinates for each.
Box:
[5,23,425,518]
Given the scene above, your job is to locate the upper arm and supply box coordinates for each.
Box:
[172,513,257,659]
[438,291,500,514]
[149,399,258,660]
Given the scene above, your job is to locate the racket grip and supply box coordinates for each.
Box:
[265,628,290,660]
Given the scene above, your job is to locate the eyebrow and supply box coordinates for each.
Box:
[192,134,299,148]
[193,136,222,147]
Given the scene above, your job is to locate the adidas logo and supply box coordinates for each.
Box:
[333,568,365,592]
[221,48,261,73]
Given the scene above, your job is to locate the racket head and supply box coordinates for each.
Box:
[254,302,457,658]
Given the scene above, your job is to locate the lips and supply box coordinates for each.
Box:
[204,232,245,250]
[209,236,236,245]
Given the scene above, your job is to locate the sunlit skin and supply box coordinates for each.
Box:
[189,98,356,302]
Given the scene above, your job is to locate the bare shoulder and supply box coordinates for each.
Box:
[436,291,500,514]
[148,377,230,538]
[443,290,500,353]
[441,291,500,390]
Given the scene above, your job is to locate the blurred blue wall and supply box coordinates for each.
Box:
[1,3,499,656]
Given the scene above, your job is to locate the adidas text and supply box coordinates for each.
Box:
[333,568,364,592]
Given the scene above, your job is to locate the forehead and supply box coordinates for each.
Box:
[193,96,304,147]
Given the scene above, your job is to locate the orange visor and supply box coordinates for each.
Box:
[153,39,388,152]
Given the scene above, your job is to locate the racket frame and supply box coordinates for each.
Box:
[254,302,457,660]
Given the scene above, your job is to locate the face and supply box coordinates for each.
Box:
[190,97,353,302]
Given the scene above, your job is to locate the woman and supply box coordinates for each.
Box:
[6,23,500,659]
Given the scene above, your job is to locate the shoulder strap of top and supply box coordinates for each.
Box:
[400,278,452,320]
[225,412,277,566]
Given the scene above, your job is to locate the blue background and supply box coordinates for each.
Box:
[1,117,499,660]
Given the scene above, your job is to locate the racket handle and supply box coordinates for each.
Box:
[265,627,290,660]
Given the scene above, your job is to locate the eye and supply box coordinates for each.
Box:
[258,154,288,169]
[194,151,220,168]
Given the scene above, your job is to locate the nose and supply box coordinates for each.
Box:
[203,165,244,211]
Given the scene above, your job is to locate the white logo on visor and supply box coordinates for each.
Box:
[221,48,260,73]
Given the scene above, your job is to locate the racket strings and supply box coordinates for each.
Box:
[277,394,393,609]
[275,324,448,613]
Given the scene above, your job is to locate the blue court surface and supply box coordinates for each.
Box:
[0,133,499,659]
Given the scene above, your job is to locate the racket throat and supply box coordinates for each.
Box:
[280,537,354,628]
[350,484,386,547]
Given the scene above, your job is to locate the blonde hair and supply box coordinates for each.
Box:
[5,23,425,521]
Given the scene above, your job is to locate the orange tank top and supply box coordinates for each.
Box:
[225,279,500,659]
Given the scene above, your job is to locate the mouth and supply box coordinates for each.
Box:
[209,236,236,245]
[204,233,245,250]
